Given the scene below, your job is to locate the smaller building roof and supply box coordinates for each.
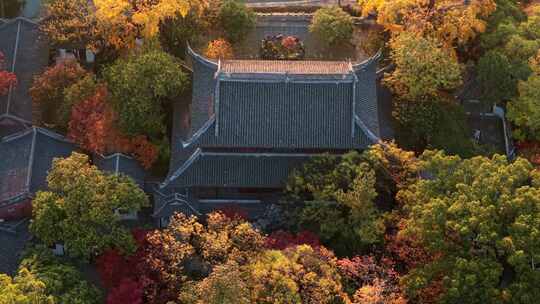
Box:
[0,219,30,275]
[93,153,147,188]
[0,127,76,206]
[0,17,49,122]
[221,60,352,75]
[0,114,30,138]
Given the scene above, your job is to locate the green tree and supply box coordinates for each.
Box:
[30,153,148,260]
[218,0,255,43]
[398,151,540,303]
[310,6,354,46]
[159,11,206,59]
[0,269,53,304]
[508,65,540,141]
[287,153,385,255]
[104,49,188,138]
[385,32,462,101]
[477,50,518,104]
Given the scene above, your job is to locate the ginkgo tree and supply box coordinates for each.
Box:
[357,0,496,47]
[94,0,208,41]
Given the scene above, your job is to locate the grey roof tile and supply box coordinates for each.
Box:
[0,18,48,122]
[0,128,76,205]
[93,154,147,187]
[0,220,30,275]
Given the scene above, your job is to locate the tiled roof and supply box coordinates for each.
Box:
[0,18,49,122]
[0,114,30,138]
[221,60,352,75]
[0,220,30,275]
[165,150,313,188]
[165,48,381,197]
[93,153,147,187]
[0,128,76,206]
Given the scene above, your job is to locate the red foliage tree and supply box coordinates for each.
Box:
[96,248,132,288]
[265,230,321,250]
[0,51,17,96]
[106,278,144,304]
[216,205,249,221]
[68,86,158,169]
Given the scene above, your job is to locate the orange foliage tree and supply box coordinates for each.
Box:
[0,51,17,96]
[204,38,234,60]
[68,85,158,169]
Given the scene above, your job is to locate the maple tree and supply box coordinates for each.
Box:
[138,212,265,303]
[265,230,321,250]
[106,278,144,304]
[0,51,16,96]
[67,85,158,169]
[30,60,89,129]
[204,39,234,60]
[31,153,149,260]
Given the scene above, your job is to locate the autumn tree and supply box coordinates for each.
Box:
[357,0,496,48]
[67,85,159,168]
[93,0,207,47]
[104,49,188,138]
[310,6,354,46]
[31,153,148,260]
[205,39,234,60]
[218,0,256,43]
[140,212,265,303]
[385,32,462,101]
[0,51,16,96]
[159,11,206,59]
[247,245,349,304]
[40,0,98,49]
[398,151,540,303]
[30,60,89,129]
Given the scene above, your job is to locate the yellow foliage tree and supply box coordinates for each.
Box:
[93,0,208,48]
[358,0,496,46]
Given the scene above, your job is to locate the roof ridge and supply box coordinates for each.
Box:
[161,148,202,189]
[0,17,39,30]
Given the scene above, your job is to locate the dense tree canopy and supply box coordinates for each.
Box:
[31,153,148,260]
[508,53,540,142]
[218,0,256,43]
[104,49,188,138]
[398,151,540,303]
[385,32,462,101]
[40,0,98,49]
[29,60,90,129]
[358,0,496,47]
[310,6,354,46]
[0,247,102,304]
